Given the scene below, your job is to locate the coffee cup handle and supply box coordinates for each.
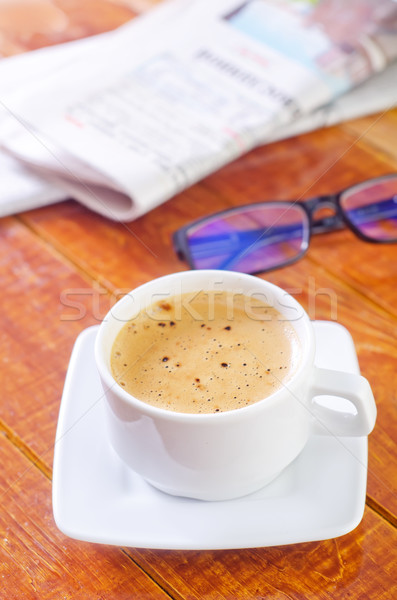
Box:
[308,367,377,436]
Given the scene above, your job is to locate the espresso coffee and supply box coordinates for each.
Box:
[110,290,300,414]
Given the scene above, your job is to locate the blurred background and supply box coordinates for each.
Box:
[0,0,159,55]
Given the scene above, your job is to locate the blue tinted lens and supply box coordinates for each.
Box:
[185,203,309,273]
[341,177,397,242]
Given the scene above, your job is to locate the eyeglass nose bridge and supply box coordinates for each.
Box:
[305,194,345,235]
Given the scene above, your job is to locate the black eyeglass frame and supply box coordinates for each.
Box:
[173,174,397,274]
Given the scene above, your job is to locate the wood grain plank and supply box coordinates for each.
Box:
[19,200,182,291]
[0,435,172,600]
[130,508,397,600]
[341,109,397,167]
[0,216,113,461]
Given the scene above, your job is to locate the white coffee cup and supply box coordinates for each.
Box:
[95,270,376,501]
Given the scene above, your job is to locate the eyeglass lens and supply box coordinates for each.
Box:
[185,204,310,273]
[340,177,397,242]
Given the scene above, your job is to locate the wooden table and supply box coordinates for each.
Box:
[1,2,396,598]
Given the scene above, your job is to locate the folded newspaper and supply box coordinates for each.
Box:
[1,0,397,221]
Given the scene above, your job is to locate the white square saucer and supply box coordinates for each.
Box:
[53,322,368,550]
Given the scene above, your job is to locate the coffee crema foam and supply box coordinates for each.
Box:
[110,291,301,414]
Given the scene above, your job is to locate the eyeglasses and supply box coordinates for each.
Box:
[173,174,397,275]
